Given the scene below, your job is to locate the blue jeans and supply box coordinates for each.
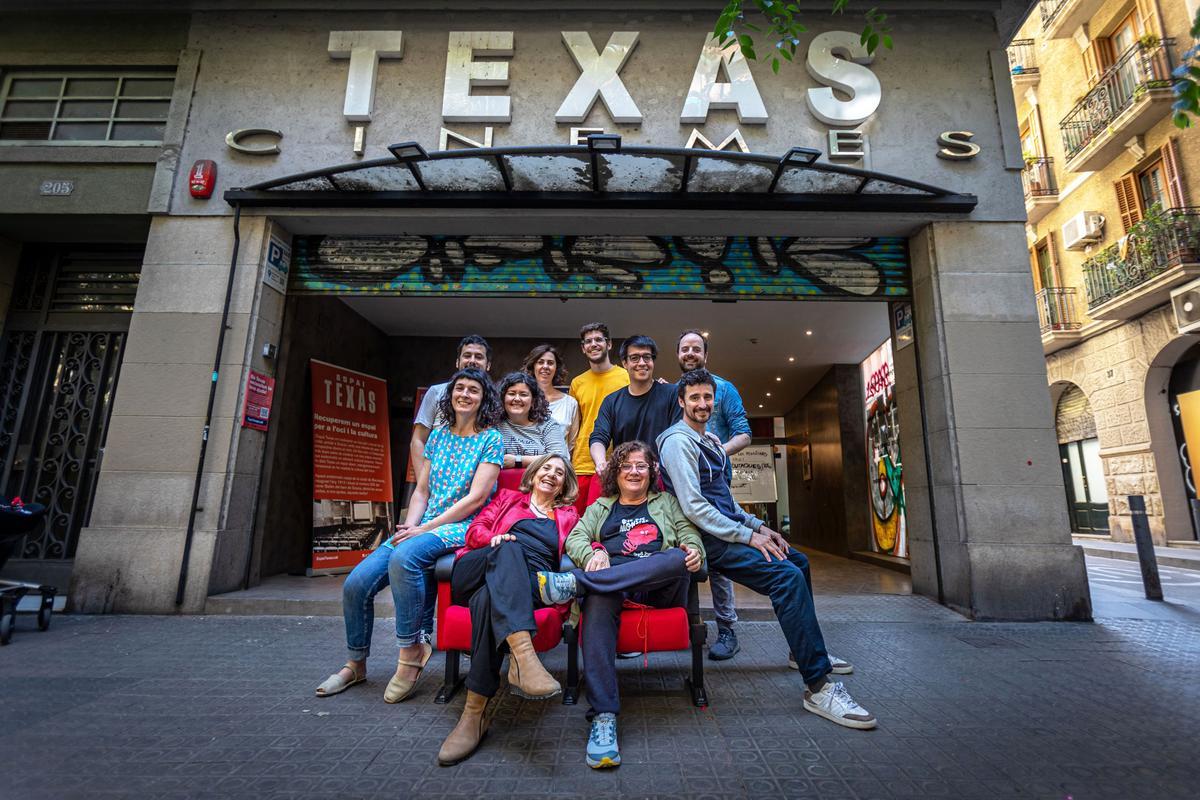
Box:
[709,571,738,627]
[701,534,831,687]
[341,532,451,660]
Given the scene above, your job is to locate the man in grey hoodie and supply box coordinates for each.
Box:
[656,369,876,730]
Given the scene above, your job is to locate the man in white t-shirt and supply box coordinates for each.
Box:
[409,335,492,471]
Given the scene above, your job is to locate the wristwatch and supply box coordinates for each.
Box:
[515,455,523,467]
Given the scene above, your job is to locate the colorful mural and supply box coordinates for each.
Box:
[291,235,910,299]
[862,340,907,558]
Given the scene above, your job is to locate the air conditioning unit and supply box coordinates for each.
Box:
[1171,278,1200,334]
[1061,211,1105,251]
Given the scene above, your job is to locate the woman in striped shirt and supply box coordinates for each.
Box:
[495,371,569,469]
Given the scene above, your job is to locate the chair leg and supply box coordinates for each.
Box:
[434,649,464,704]
[562,622,580,705]
[686,621,708,708]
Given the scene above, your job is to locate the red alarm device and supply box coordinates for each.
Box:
[189,159,217,199]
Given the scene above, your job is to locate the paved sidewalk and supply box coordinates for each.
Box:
[1,603,1196,799]
[1073,537,1200,572]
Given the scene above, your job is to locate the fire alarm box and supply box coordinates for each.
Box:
[189,160,217,199]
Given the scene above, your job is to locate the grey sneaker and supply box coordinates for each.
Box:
[536,571,577,605]
[790,651,853,674]
[803,681,877,730]
[586,712,620,768]
[708,625,740,661]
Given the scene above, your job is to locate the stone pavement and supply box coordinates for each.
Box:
[2,589,1198,800]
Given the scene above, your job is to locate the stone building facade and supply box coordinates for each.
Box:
[1011,0,1200,544]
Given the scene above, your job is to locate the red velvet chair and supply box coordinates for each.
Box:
[432,468,580,704]
[566,566,708,708]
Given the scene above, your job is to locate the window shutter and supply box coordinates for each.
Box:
[1029,246,1042,291]
[1114,174,1142,232]
[1047,231,1061,282]
[1081,42,1103,85]
[1162,138,1188,210]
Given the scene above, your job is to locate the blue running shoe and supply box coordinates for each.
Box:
[586,712,620,768]
[536,570,577,605]
[708,625,740,661]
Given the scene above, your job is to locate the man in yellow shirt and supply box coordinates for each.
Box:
[569,322,629,506]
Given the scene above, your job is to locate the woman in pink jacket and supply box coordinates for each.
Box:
[437,453,580,766]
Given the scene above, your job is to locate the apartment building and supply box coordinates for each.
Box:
[1011,0,1200,544]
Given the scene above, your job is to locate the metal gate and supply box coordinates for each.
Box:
[0,246,139,578]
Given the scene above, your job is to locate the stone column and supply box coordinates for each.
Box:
[70,214,287,613]
[894,221,1092,620]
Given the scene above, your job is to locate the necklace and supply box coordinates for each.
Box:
[530,497,553,518]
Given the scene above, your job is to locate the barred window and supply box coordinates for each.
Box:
[0,70,175,143]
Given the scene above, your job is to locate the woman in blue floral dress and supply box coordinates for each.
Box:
[317,367,503,701]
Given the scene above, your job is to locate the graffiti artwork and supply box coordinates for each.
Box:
[862,340,907,558]
[291,235,909,299]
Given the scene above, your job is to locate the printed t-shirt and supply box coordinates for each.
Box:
[386,426,503,548]
[599,500,662,563]
[568,365,629,476]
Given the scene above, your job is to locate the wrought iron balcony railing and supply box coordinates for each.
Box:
[1060,39,1174,163]
[1036,287,1081,333]
[1039,0,1072,30]
[1022,157,1057,199]
[1082,208,1200,309]
[1008,39,1039,77]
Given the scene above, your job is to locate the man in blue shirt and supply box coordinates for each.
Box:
[676,329,751,660]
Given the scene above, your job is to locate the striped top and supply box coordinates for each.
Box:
[496,418,570,461]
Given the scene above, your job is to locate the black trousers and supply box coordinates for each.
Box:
[578,549,691,715]
[450,542,551,698]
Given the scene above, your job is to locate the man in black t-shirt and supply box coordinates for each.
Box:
[588,335,680,474]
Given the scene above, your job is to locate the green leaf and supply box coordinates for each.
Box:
[882,34,893,50]
[772,57,781,73]
[779,47,793,61]
[743,44,758,59]
[867,32,879,53]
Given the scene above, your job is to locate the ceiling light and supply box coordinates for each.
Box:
[805,330,813,336]
[788,356,795,362]
[701,330,710,337]
[758,404,763,408]
[775,376,782,382]
[766,392,771,397]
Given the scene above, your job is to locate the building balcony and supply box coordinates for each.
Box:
[1082,208,1200,320]
[1037,287,1084,353]
[1060,39,1175,173]
[1022,157,1058,224]
[1008,39,1040,86]
[1040,0,1106,40]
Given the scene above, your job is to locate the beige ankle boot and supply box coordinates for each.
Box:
[505,631,561,699]
[437,691,489,766]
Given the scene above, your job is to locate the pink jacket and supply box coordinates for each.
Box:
[455,488,580,560]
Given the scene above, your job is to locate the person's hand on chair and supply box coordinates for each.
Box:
[681,544,703,573]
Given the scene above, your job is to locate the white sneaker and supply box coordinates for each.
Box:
[789,651,854,674]
[803,681,877,730]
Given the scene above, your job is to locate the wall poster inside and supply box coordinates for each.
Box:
[862,340,907,558]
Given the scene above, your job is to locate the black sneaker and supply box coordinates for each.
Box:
[708,625,740,661]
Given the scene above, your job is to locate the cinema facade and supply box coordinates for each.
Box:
[0,0,1094,620]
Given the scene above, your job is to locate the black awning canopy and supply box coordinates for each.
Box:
[224,141,977,214]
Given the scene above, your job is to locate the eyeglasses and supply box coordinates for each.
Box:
[582,336,608,345]
[625,354,655,364]
[619,462,650,474]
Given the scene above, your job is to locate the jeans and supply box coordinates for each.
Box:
[701,534,831,687]
[579,549,691,715]
[450,541,552,697]
[708,571,738,627]
[341,532,453,660]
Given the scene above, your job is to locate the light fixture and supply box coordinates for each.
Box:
[701,330,710,338]
[775,376,782,382]
[788,356,795,362]
[783,146,821,165]
[766,392,771,397]
[758,404,763,408]
[388,141,429,161]
[586,133,622,152]
[805,330,813,336]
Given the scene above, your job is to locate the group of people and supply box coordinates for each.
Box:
[316,325,877,769]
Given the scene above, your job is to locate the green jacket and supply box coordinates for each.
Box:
[565,491,705,569]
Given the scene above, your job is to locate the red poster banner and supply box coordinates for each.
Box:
[310,360,394,574]
[242,369,275,431]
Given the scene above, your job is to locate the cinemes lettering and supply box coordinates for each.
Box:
[322,378,377,413]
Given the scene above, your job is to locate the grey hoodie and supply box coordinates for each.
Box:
[656,419,765,545]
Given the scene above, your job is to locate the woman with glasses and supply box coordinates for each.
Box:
[316,367,503,704]
[534,441,704,770]
[523,344,580,454]
[495,371,569,469]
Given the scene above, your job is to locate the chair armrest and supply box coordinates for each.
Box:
[559,554,575,572]
[434,552,457,582]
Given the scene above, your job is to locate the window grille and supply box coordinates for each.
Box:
[0,71,174,143]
